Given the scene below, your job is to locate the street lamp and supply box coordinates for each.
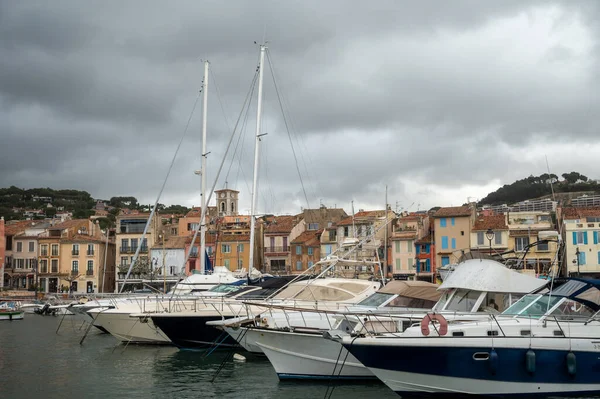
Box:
[574,247,581,277]
[485,228,495,256]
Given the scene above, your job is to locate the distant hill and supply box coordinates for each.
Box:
[479,172,600,206]
[0,187,190,222]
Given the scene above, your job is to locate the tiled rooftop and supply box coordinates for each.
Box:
[472,215,508,231]
[434,206,472,218]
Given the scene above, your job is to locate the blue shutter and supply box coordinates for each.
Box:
[451,238,456,249]
[580,252,586,265]
[584,232,589,245]
[442,236,448,249]
[572,232,577,245]
[594,231,599,245]
[451,218,455,226]
[598,251,600,265]
[441,256,450,266]
[440,218,447,227]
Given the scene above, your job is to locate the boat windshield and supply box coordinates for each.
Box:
[385,297,437,309]
[208,285,243,294]
[432,290,453,311]
[444,289,481,312]
[502,294,562,318]
[548,298,595,320]
[357,293,394,307]
[476,292,523,314]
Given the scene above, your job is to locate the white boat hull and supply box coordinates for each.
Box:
[224,326,263,353]
[254,329,373,379]
[369,367,600,396]
[93,311,171,344]
[0,311,24,320]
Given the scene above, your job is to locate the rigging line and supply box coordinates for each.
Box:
[170,67,262,300]
[231,83,256,194]
[209,67,233,133]
[266,50,320,202]
[266,48,311,210]
[119,89,202,293]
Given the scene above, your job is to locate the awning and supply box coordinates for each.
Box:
[379,280,442,302]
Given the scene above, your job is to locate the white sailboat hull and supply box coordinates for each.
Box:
[254,329,373,379]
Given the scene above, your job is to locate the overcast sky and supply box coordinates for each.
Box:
[1,1,599,216]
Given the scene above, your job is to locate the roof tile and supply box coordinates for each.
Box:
[434,206,472,218]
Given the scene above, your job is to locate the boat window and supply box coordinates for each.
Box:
[549,299,595,320]
[502,295,562,318]
[208,284,242,294]
[385,297,437,309]
[294,286,354,302]
[478,293,515,313]
[445,290,481,312]
[575,287,600,307]
[432,290,453,311]
[358,293,394,307]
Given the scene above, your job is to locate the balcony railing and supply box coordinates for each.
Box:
[87,250,95,256]
[140,246,148,253]
[86,270,93,276]
[51,267,58,273]
[190,252,199,258]
[72,250,79,255]
[265,246,290,254]
[121,247,133,254]
[40,267,48,273]
[71,270,79,276]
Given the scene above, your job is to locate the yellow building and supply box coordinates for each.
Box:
[59,234,116,293]
[214,233,250,271]
[433,205,476,268]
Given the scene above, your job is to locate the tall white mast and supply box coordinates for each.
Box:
[200,60,209,274]
[249,44,266,276]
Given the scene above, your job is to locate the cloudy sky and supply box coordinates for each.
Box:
[1,1,599,216]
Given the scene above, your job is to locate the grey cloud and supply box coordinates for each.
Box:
[1,0,599,214]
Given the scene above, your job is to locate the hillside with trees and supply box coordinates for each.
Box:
[0,187,190,223]
[479,172,600,206]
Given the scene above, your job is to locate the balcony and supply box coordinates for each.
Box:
[265,246,290,254]
[86,270,94,276]
[72,250,79,256]
[190,252,199,258]
[71,270,79,276]
[140,246,148,253]
[40,267,48,273]
[51,267,58,273]
[87,250,95,256]
[120,246,133,254]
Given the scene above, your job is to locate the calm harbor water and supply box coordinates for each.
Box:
[1,316,396,399]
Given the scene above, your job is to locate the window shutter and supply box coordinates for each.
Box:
[594,231,599,245]
[584,232,589,245]
[572,232,577,245]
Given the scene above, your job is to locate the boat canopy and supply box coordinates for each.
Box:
[378,280,441,302]
[439,259,547,294]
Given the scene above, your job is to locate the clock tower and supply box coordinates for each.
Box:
[214,188,239,217]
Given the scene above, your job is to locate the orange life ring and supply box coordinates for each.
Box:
[420,313,448,336]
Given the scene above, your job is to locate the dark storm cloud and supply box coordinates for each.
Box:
[1,0,599,213]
